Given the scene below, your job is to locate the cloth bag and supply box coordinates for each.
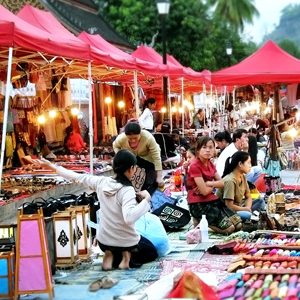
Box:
[152,202,191,231]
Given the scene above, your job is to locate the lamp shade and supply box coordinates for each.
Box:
[156,0,170,15]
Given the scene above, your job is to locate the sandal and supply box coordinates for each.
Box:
[88,276,118,292]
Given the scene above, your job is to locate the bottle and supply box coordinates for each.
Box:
[199,215,209,242]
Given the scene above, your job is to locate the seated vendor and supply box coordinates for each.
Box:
[217,151,265,221]
[64,125,87,154]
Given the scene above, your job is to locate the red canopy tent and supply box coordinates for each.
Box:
[17,4,141,71]
[132,45,209,82]
[0,4,91,60]
[212,40,300,85]
[78,31,184,76]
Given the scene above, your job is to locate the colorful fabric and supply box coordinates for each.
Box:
[189,200,238,230]
[167,271,219,300]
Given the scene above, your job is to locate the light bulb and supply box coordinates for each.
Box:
[105,96,112,104]
[161,107,167,113]
[118,100,125,109]
[71,107,79,116]
[49,110,57,118]
[37,115,46,124]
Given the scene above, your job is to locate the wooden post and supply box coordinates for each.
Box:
[14,209,53,300]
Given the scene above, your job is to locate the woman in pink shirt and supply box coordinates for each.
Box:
[186,136,241,234]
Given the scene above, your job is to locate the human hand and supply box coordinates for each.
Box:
[136,190,151,202]
[32,157,55,170]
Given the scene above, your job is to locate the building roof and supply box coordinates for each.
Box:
[41,0,133,50]
[0,0,133,51]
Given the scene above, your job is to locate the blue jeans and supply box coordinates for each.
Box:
[246,166,263,184]
[237,198,266,220]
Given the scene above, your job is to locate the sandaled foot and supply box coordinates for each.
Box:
[88,276,118,292]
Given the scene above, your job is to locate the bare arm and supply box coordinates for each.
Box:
[194,176,213,196]
[206,173,224,189]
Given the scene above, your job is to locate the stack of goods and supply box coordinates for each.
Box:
[267,193,300,230]
[217,231,300,299]
[0,175,71,203]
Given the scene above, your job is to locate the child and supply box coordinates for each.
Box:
[35,150,158,270]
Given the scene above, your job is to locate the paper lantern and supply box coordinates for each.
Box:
[0,251,14,299]
[53,209,79,267]
[72,206,91,259]
[14,209,53,299]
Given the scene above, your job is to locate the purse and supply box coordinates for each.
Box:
[152,202,191,231]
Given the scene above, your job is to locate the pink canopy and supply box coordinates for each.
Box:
[132,45,209,82]
[78,32,187,76]
[212,40,300,85]
[17,4,141,70]
[0,4,90,60]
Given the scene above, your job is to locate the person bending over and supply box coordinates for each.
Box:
[35,150,158,270]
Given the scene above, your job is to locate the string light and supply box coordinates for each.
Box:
[104,96,112,104]
[49,109,57,118]
[71,107,79,116]
[160,107,167,114]
[37,115,46,124]
[117,100,125,109]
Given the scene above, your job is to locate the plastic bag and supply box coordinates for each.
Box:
[186,226,201,244]
[135,212,170,257]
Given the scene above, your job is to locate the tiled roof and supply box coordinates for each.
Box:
[42,0,133,50]
[0,0,133,50]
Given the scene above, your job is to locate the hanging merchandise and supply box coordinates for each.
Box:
[5,135,14,158]
[13,81,36,97]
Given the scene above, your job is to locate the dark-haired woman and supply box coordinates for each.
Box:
[217,151,265,220]
[186,136,242,234]
[138,98,156,132]
[113,121,163,194]
[35,150,158,270]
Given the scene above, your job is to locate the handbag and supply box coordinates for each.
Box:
[152,202,191,231]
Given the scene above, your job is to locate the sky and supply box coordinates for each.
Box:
[243,0,300,43]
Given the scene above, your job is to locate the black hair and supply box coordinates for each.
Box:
[196,136,215,151]
[124,122,141,135]
[214,131,232,143]
[142,98,156,111]
[113,149,137,186]
[161,122,171,133]
[222,151,250,178]
[187,146,196,156]
[248,128,257,134]
[232,129,248,142]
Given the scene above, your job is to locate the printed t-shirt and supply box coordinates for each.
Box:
[186,158,218,204]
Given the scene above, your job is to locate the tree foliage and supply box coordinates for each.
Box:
[278,39,300,59]
[265,4,300,50]
[208,0,259,32]
[97,0,258,71]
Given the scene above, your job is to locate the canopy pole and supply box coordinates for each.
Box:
[0,47,13,192]
[168,77,172,132]
[133,71,140,118]
[88,62,93,175]
[181,78,184,137]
